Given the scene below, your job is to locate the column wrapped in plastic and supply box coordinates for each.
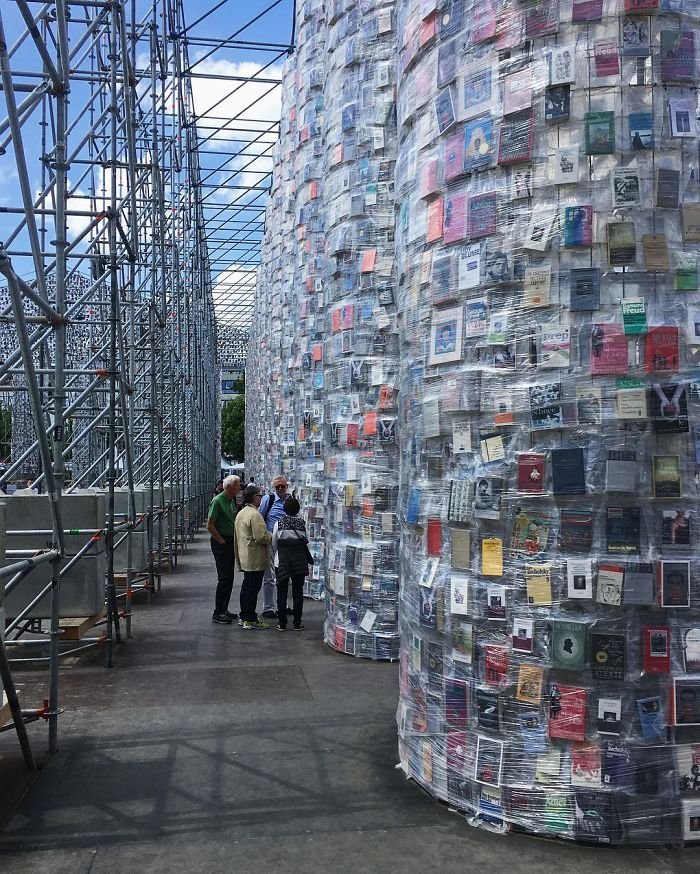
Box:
[320,0,401,660]
[395,0,700,846]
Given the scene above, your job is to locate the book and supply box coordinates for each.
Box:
[426,197,444,242]
[448,480,472,523]
[468,192,498,239]
[576,386,602,425]
[644,326,679,372]
[616,378,646,419]
[661,509,691,549]
[498,112,533,165]
[445,677,469,728]
[544,84,570,123]
[623,563,654,604]
[549,684,586,742]
[611,168,641,208]
[452,620,473,664]
[642,624,671,673]
[648,382,688,433]
[523,265,551,308]
[516,665,544,705]
[518,710,548,754]
[591,633,626,681]
[597,698,622,736]
[473,476,503,520]
[550,45,576,84]
[585,111,615,155]
[571,743,602,787]
[525,0,559,37]
[525,562,552,605]
[510,508,550,556]
[443,131,465,183]
[677,745,700,793]
[652,455,682,498]
[569,268,600,311]
[551,448,586,495]
[660,30,695,82]
[535,748,562,785]
[596,563,625,606]
[590,323,628,375]
[682,799,700,842]
[643,234,670,272]
[529,382,564,430]
[512,617,534,653]
[567,558,593,599]
[481,537,503,576]
[462,67,493,120]
[431,254,454,305]
[553,146,579,185]
[660,559,690,607]
[476,686,500,730]
[552,620,587,671]
[574,791,615,843]
[594,40,619,77]
[602,743,632,789]
[605,506,641,555]
[564,206,593,248]
[487,583,507,621]
[475,735,504,786]
[437,39,457,88]
[435,87,456,133]
[622,16,651,56]
[682,627,700,672]
[572,0,602,20]
[673,678,700,726]
[636,695,665,740]
[443,191,468,245]
[628,111,653,149]
[517,453,545,493]
[682,204,700,242]
[669,98,697,138]
[428,305,463,366]
[463,116,493,170]
[605,450,637,492]
[451,528,471,569]
[607,222,637,267]
[449,575,470,616]
[464,297,488,336]
[503,70,531,115]
[655,168,680,208]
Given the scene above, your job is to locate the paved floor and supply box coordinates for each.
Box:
[0,533,699,873]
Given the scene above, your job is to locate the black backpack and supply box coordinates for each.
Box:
[261,492,276,521]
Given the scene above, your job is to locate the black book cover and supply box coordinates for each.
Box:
[551,448,586,495]
[570,268,601,311]
[591,633,626,681]
[426,641,445,691]
[476,686,500,731]
[606,506,641,555]
[574,791,617,843]
[648,382,689,434]
[560,509,595,552]
[544,84,571,122]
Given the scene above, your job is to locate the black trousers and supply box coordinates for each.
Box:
[239,569,265,622]
[211,537,235,614]
[276,573,304,628]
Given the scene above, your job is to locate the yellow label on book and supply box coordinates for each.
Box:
[482,537,503,576]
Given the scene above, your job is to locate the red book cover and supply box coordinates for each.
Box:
[427,518,442,556]
[590,323,628,375]
[645,326,679,373]
[643,625,671,674]
[484,644,509,687]
[471,0,497,43]
[517,453,545,493]
[625,0,658,10]
[443,191,468,244]
[549,684,586,741]
[420,159,440,199]
[346,423,359,446]
[334,626,347,653]
[443,131,465,183]
[426,197,444,243]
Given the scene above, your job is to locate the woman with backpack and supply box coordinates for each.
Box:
[270,495,313,631]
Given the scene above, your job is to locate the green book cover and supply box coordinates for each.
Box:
[552,619,587,670]
[585,111,615,155]
[621,298,647,334]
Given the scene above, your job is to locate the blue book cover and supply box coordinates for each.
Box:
[406,487,421,524]
[518,710,548,753]
[637,696,665,740]
[603,742,633,789]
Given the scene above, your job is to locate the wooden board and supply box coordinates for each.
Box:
[0,702,11,727]
[58,606,106,641]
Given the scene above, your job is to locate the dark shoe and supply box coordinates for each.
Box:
[212,612,233,625]
[293,623,305,631]
[262,610,277,619]
[286,608,294,616]
[224,610,238,621]
[276,624,286,632]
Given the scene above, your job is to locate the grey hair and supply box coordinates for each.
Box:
[222,475,240,489]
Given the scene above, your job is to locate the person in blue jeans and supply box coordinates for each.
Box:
[259,475,289,618]
[271,496,311,631]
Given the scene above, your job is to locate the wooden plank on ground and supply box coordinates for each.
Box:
[59,606,106,641]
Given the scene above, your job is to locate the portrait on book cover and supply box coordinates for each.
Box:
[429,305,464,365]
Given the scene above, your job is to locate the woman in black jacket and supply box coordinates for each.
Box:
[271,496,312,630]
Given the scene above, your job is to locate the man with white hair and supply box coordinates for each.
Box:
[259,475,290,618]
[207,474,241,624]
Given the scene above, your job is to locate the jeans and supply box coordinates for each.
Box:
[276,573,304,629]
[210,537,235,614]
[261,544,276,612]
[239,569,265,622]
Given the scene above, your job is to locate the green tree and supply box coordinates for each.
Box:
[221,395,245,461]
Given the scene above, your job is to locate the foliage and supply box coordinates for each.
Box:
[221,395,245,461]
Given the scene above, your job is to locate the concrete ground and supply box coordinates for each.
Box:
[0,533,699,873]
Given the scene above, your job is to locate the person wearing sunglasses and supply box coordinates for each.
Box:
[258,475,290,619]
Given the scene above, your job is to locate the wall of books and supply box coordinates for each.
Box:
[320,0,401,660]
[394,0,700,847]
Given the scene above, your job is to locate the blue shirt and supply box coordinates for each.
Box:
[260,493,286,532]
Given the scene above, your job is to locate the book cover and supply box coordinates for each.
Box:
[594,40,620,77]
[462,67,493,120]
[475,735,504,786]
[482,537,503,576]
[516,664,544,705]
[607,222,637,267]
[487,583,507,621]
[510,508,550,556]
[616,377,646,420]
[643,624,671,673]
[669,98,697,138]
[473,476,503,520]
[644,326,679,372]
[643,234,670,272]
[525,562,552,605]
[503,70,531,115]
[574,791,615,843]
[498,112,533,165]
[602,742,632,788]
[571,743,602,787]
[464,297,488,336]
[577,385,602,425]
[426,641,445,691]
[517,453,545,493]
[476,686,500,730]
[544,85,570,123]
[443,191,469,245]
[428,305,463,366]
[590,323,628,375]
[553,146,580,185]
[628,111,653,149]
[585,111,615,155]
[551,448,586,495]
[655,168,680,208]
[661,509,691,549]
[525,0,559,37]
[673,678,700,726]
[535,748,562,785]
[660,559,690,607]
[452,620,473,664]
[611,168,641,208]
[660,30,695,82]
[676,745,700,793]
[622,17,651,56]
[448,480,472,523]
[443,131,465,184]
[606,450,637,491]
[605,506,641,555]
[682,799,700,841]
[564,206,593,248]
[463,116,493,170]
[485,643,509,686]
[567,558,593,599]
[512,617,534,653]
[549,684,586,742]
[435,87,456,133]
[449,575,470,616]
[419,159,440,198]
[648,382,688,434]
[552,620,587,671]
[458,243,481,289]
[468,192,498,239]
[471,0,497,43]
[437,38,457,88]
[569,268,600,311]
[544,793,573,834]
[683,627,700,672]
[523,265,552,308]
[572,0,603,20]
[530,382,564,430]
[550,45,575,84]
[445,677,469,728]
[596,563,625,606]
[431,254,454,305]
[591,632,626,681]
[652,455,682,498]
[597,697,622,736]
[682,204,700,242]
[518,709,548,754]
[426,197,444,243]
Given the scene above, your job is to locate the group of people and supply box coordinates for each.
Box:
[207,474,311,631]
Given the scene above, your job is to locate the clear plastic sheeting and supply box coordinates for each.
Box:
[395,0,700,847]
[321,0,401,660]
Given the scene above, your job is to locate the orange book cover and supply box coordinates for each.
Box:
[426,198,444,243]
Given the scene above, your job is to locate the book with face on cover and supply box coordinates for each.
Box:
[567,558,593,599]
[552,619,587,670]
[590,323,628,375]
